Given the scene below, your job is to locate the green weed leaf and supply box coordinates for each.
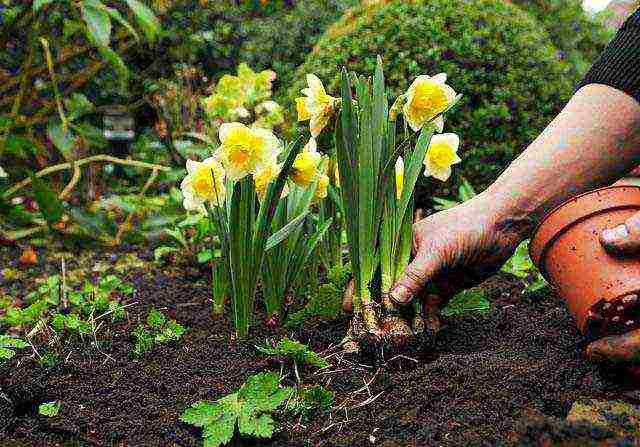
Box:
[81,0,112,47]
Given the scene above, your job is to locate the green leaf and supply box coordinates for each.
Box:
[67,206,118,237]
[38,401,61,417]
[81,0,112,47]
[97,46,129,90]
[107,7,139,42]
[33,0,56,12]
[264,211,309,251]
[154,246,180,262]
[197,250,213,264]
[47,121,77,160]
[31,174,65,225]
[147,308,166,329]
[3,136,35,159]
[124,0,160,42]
[64,93,94,121]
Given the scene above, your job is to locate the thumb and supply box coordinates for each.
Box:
[390,251,441,305]
[600,211,640,255]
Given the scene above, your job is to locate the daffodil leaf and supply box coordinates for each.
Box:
[264,211,309,251]
[124,0,160,42]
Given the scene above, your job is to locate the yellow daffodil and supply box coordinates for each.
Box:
[314,173,330,201]
[424,133,461,182]
[290,150,322,188]
[253,162,288,200]
[180,157,226,212]
[218,123,281,180]
[295,74,339,137]
[403,74,456,132]
[395,156,404,200]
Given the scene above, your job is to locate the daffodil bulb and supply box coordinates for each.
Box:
[218,123,281,180]
[423,133,461,182]
[403,74,456,132]
[181,157,227,212]
[395,157,404,200]
[295,74,339,138]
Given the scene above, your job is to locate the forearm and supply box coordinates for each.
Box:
[476,83,640,241]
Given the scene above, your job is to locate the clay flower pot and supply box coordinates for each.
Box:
[530,186,640,337]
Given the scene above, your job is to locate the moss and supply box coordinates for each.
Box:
[288,0,607,195]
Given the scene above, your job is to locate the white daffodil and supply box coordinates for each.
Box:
[296,74,339,138]
[423,133,461,182]
[180,157,226,212]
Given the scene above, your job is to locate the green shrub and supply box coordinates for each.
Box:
[151,0,356,84]
[512,0,614,78]
[288,0,605,194]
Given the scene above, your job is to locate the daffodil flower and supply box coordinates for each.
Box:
[0,165,7,179]
[403,74,456,132]
[395,157,404,200]
[424,133,461,182]
[296,74,339,138]
[314,173,330,201]
[290,150,322,188]
[218,123,281,180]
[181,157,226,212]
[254,161,289,200]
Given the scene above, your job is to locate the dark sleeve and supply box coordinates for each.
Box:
[578,9,640,104]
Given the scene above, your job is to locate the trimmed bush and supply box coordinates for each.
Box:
[288,0,608,196]
[512,0,614,77]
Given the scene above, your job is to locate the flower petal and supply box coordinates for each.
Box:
[432,73,448,84]
[306,74,326,97]
[219,122,245,144]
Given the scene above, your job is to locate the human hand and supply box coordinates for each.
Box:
[343,193,527,333]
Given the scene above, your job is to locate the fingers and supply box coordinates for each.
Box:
[342,279,355,313]
[390,252,441,305]
[600,212,640,255]
[586,328,640,364]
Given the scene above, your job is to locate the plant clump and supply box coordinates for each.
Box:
[131,307,186,357]
[290,0,584,194]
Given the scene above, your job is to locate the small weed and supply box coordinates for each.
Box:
[257,337,328,370]
[0,334,29,361]
[291,384,334,421]
[38,401,61,417]
[442,289,491,317]
[181,371,293,447]
[501,239,548,295]
[131,307,186,357]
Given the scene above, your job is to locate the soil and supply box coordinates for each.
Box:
[1,244,639,447]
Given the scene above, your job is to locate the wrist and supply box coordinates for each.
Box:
[468,188,535,248]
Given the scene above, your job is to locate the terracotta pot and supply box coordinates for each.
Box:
[530,186,640,336]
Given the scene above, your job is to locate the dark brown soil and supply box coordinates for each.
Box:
[1,244,639,447]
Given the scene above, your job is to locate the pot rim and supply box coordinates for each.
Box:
[529,185,640,281]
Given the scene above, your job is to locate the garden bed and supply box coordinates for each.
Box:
[1,245,639,446]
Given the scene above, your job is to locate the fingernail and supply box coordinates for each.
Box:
[390,285,412,305]
[601,224,629,245]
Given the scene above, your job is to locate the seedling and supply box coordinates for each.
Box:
[432,176,477,210]
[181,371,294,447]
[257,337,329,370]
[0,334,29,361]
[38,401,61,417]
[442,289,491,317]
[291,384,334,421]
[131,307,186,357]
[501,239,548,294]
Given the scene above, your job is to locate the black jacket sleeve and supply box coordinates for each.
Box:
[578,9,640,104]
